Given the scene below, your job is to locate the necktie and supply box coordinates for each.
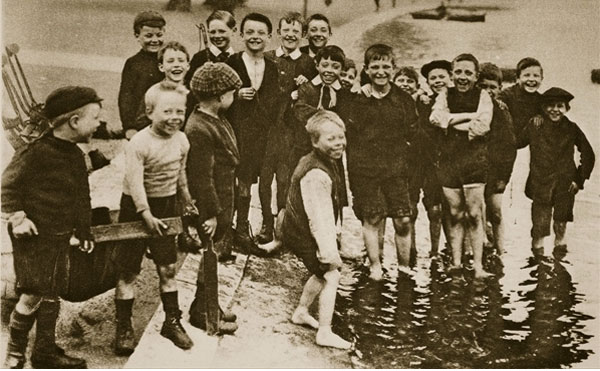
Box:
[216,52,229,63]
[319,86,331,109]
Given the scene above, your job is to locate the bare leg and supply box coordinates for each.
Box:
[553,221,567,246]
[291,275,323,329]
[393,216,412,268]
[487,193,505,255]
[15,293,43,315]
[443,187,465,270]
[315,270,351,349]
[116,272,137,300]
[427,205,443,257]
[465,185,493,279]
[363,216,385,280]
[157,263,178,293]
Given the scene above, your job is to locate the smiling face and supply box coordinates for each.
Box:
[159,49,190,83]
[426,68,451,94]
[278,20,302,53]
[306,19,330,50]
[312,120,346,160]
[136,26,165,53]
[149,91,186,137]
[339,67,357,90]
[543,100,568,122]
[208,19,234,51]
[452,60,478,93]
[366,56,394,89]
[316,57,342,86]
[241,20,270,53]
[518,65,543,93]
[478,78,501,99]
[394,74,418,95]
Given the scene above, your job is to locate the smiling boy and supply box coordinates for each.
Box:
[300,13,331,58]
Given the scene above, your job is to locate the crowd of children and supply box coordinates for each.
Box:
[1,7,596,367]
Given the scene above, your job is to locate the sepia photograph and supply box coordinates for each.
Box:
[1,0,599,368]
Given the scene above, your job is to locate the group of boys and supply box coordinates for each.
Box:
[2,6,595,368]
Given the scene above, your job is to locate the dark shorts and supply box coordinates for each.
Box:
[484,174,507,198]
[531,191,575,238]
[294,249,329,279]
[409,166,444,212]
[11,231,70,297]
[237,135,268,185]
[115,194,179,274]
[439,160,487,189]
[350,175,412,221]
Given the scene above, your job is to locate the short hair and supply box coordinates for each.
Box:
[304,13,331,34]
[206,10,236,30]
[240,12,272,34]
[364,44,395,67]
[158,41,189,64]
[133,11,166,35]
[343,58,356,72]
[516,57,543,76]
[315,45,345,65]
[278,11,304,31]
[394,66,419,83]
[452,53,480,73]
[305,110,345,142]
[479,62,503,84]
[145,80,189,113]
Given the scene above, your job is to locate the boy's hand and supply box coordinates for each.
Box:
[290,90,299,100]
[419,94,432,105]
[125,129,138,140]
[295,75,308,86]
[141,210,167,236]
[202,216,218,238]
[238,87,256,100]
[531,115,544,129]
[568,181,580,195]
[11,217,38,238]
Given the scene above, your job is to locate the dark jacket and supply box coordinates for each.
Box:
[184,48,231,116]
[487,99,517,183]
[185,110,239,222]
[498,84,542,134]
[1,135,92,238]
[517,116,595,203]
[299,45,318,78]
[412,95,443,170]
[118,49,163,131]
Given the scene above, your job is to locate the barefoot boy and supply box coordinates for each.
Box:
[283,110,351,350]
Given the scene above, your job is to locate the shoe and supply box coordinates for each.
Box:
[234,224,269,257]
[256,223,274,244]
[161,310,194,350]
[31,351,87,369]
[114,321,136,356]
[218,252,237,263]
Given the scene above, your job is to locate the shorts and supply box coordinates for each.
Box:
[438,159,487,189]
[114,194,179,274]
[409,166,444,212]
[484,174,507,198]
[531,191,575,238]
[294,249,329,279]
[11,231,70,296]
[350,175,412,221]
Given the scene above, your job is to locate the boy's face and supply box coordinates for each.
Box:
[208,19,234,51]
[365,57,394,88]
[306,20,330,50]
[543,100,568,122]
[241,20,271,53]
[339,67,357,90]
[149,92,186,137]
[312,121,346,160]
[219,89,235,111]
[72,103,102,143]
[159,49,190,84]
[316,57,342,86]
[427,68,451,94]
[136,25,165,53]
[478,78,501,99]
[518,65,543,93]
[278,20,302,52]
[452,60,478,93]
[394,74,418,95]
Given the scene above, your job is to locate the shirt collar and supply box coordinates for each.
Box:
[209,44,234,57]
[275,46,302,60]
[311,75,341,90]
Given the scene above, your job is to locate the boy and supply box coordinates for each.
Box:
[429,53,493,279]
[118,10,166,139]
[478,63,517,255]
[114,82,194,354]
[300,13,332,58]
[2,86,102,368]
[339,58,358,92]
[346,44,417,280]
[185,62,242,334]
[135,41,191,130]
[259,12,315,246]
[394,66,420,99]
[226,13,280,256]
[517,87,594,254]
[283,110,351,350]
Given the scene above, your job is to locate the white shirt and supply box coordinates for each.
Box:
[241,52,265,90]
[275,46,302,60]
[209,44,234,58]
[311,75,341,109]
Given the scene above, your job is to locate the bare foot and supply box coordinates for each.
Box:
[291,309,319,329]
[474,269,494,280]
[260,239,282,254]
[316,329,351,350]
[368,266,383,281]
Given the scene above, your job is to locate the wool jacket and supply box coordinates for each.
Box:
[498,84,543,134]
[118,49,164,131]
[487,99,517,183]
[1,135,92,239]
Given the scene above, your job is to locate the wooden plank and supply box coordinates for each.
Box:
[91,217,182,243]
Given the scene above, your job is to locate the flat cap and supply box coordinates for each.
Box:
[190,62,242,98]
[42,86,103,120]
[134,11,166,32]
[421,59,452,78]
[541,87,574,103]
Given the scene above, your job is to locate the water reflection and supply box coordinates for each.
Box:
[338,247,594,368]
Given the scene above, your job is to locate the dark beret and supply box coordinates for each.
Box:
[190,62,242,98]
[421,60,452,78]
[134,11,166,33]
[42,86,103,120]
[541,87,574,103]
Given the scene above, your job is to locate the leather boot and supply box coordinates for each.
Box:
[3,310,35,369]
[161,309,194,349]
[31,300,87,369]
[114,299,135,356]
[257,214,274,245]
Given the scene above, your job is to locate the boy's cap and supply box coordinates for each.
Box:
[421,60,452,78]
[190,62,242,97]
[541,87,574,103]
[42,86,103,120]
[134,11,166,31]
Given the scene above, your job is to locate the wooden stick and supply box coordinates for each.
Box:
[91,217,182,243]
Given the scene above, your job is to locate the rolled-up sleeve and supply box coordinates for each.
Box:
[468,89,493,139]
